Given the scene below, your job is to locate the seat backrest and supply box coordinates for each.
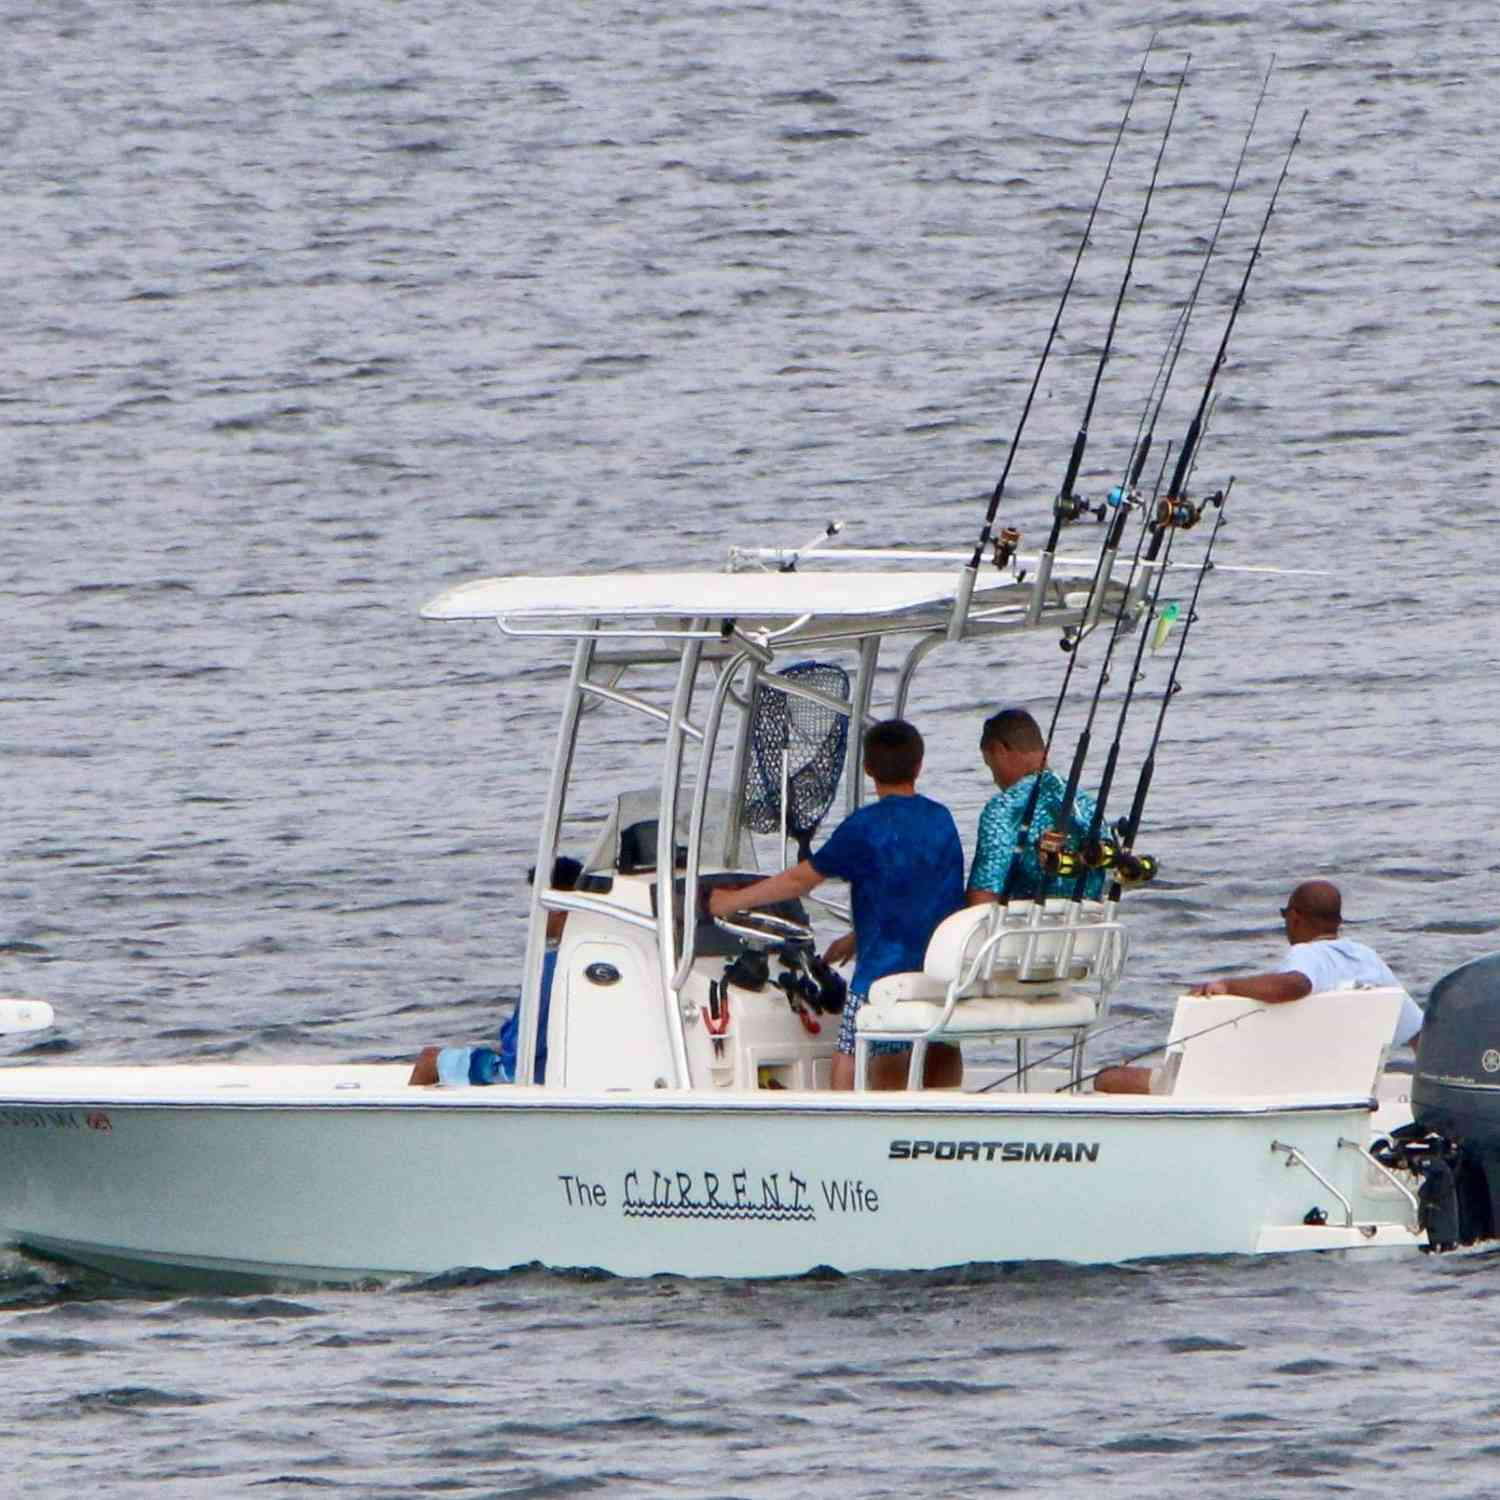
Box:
[995,899,1109,970]
[922,906,994,982]
[922,901,1126,993]
[1166,987,1404,1098]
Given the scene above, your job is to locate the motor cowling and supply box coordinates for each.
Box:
[1405,952,1500,1249]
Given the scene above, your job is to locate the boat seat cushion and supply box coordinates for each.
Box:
[867,971,1073,1005]
[857,990,1098,1036]
[867,972,948,1004]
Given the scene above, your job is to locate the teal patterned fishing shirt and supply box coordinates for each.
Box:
[969,769,1105,901]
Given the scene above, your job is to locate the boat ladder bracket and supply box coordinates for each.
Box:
[1269,1138,1371,1237]
[1337,1135,1421,1234]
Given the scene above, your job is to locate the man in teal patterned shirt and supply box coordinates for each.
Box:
[966,708,1104,905]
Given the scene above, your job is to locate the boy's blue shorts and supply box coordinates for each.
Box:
[836,989,912,1057]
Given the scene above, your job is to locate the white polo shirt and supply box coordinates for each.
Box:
[1279,938,1424,1045]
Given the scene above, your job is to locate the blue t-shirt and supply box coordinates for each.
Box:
[810,793,965,995]
[968,769,1104,900]
[1278,938,1423,1045]
[498,949,557,1083]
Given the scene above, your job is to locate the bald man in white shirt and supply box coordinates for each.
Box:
[1097,879,1422,1094]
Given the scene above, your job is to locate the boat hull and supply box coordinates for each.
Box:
[0,1065,1421,1289]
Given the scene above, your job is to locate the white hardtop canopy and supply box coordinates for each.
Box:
[420,566,1119,640]
[424,570,997,622]
[419,557,1142,1089]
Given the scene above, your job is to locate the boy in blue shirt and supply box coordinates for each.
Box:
[709,719,965,1090]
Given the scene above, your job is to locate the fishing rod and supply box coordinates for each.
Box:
[1120,55,1275,501]
[1070,59,1274,654]
[1042,442,1223,900]
[1108,476,1234,895]
[990,73,1286,911]
[1106,109,1301,689]
[1008,412,1187,902]
[1054,400,1230,900]
[993,434,1172,908]
[986,61,1198,905]
[1022,53,1213,748]
[1051,422,1221,899]
[1054,459,1188,902]
[1037,447,1221,903]
[1161,109,1307,513]
[945,37,1156,644]
[1017,440,1179,907]
[1036,100,1296,892]
[996,84,1292,909]
[1023,53,1189,628]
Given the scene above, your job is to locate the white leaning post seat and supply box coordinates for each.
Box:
[1164,987,1405,1099]
[855,900,1128,1090]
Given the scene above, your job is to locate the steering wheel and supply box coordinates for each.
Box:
[712,908,814,951]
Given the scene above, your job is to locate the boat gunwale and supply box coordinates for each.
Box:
[0,1080,1380,1120]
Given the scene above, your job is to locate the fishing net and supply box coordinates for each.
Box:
[741,661,850,858]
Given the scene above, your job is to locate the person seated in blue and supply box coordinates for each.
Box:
[707,719,965,1091]
[496,855,582,1083]
[409,855,580,1086]
[966,707,1104,906]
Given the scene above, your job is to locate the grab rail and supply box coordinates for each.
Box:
[1271,1140,1365,1234]
[1338,1136,1421,1233]
[539,890,657,934]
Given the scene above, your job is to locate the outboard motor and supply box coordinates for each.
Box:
[1400,953,1500,1250]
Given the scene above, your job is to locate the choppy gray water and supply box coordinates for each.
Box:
[3,1,1498,1494]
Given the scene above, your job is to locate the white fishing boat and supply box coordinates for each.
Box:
[15,58,1496,1291]
[0,554,1442,1290]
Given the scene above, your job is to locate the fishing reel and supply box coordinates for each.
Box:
[1154,495,1201,531]
[990,527,1021,570]
[1154,486,1227,533]
[1080,838,1123,871]
[1038,842,1087,880]
[1111,851,1159,886]
[1054,492,1107,525]
[1038,835,1159,886]
[1081,836,1160,885]
[1037,830,1080,878]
